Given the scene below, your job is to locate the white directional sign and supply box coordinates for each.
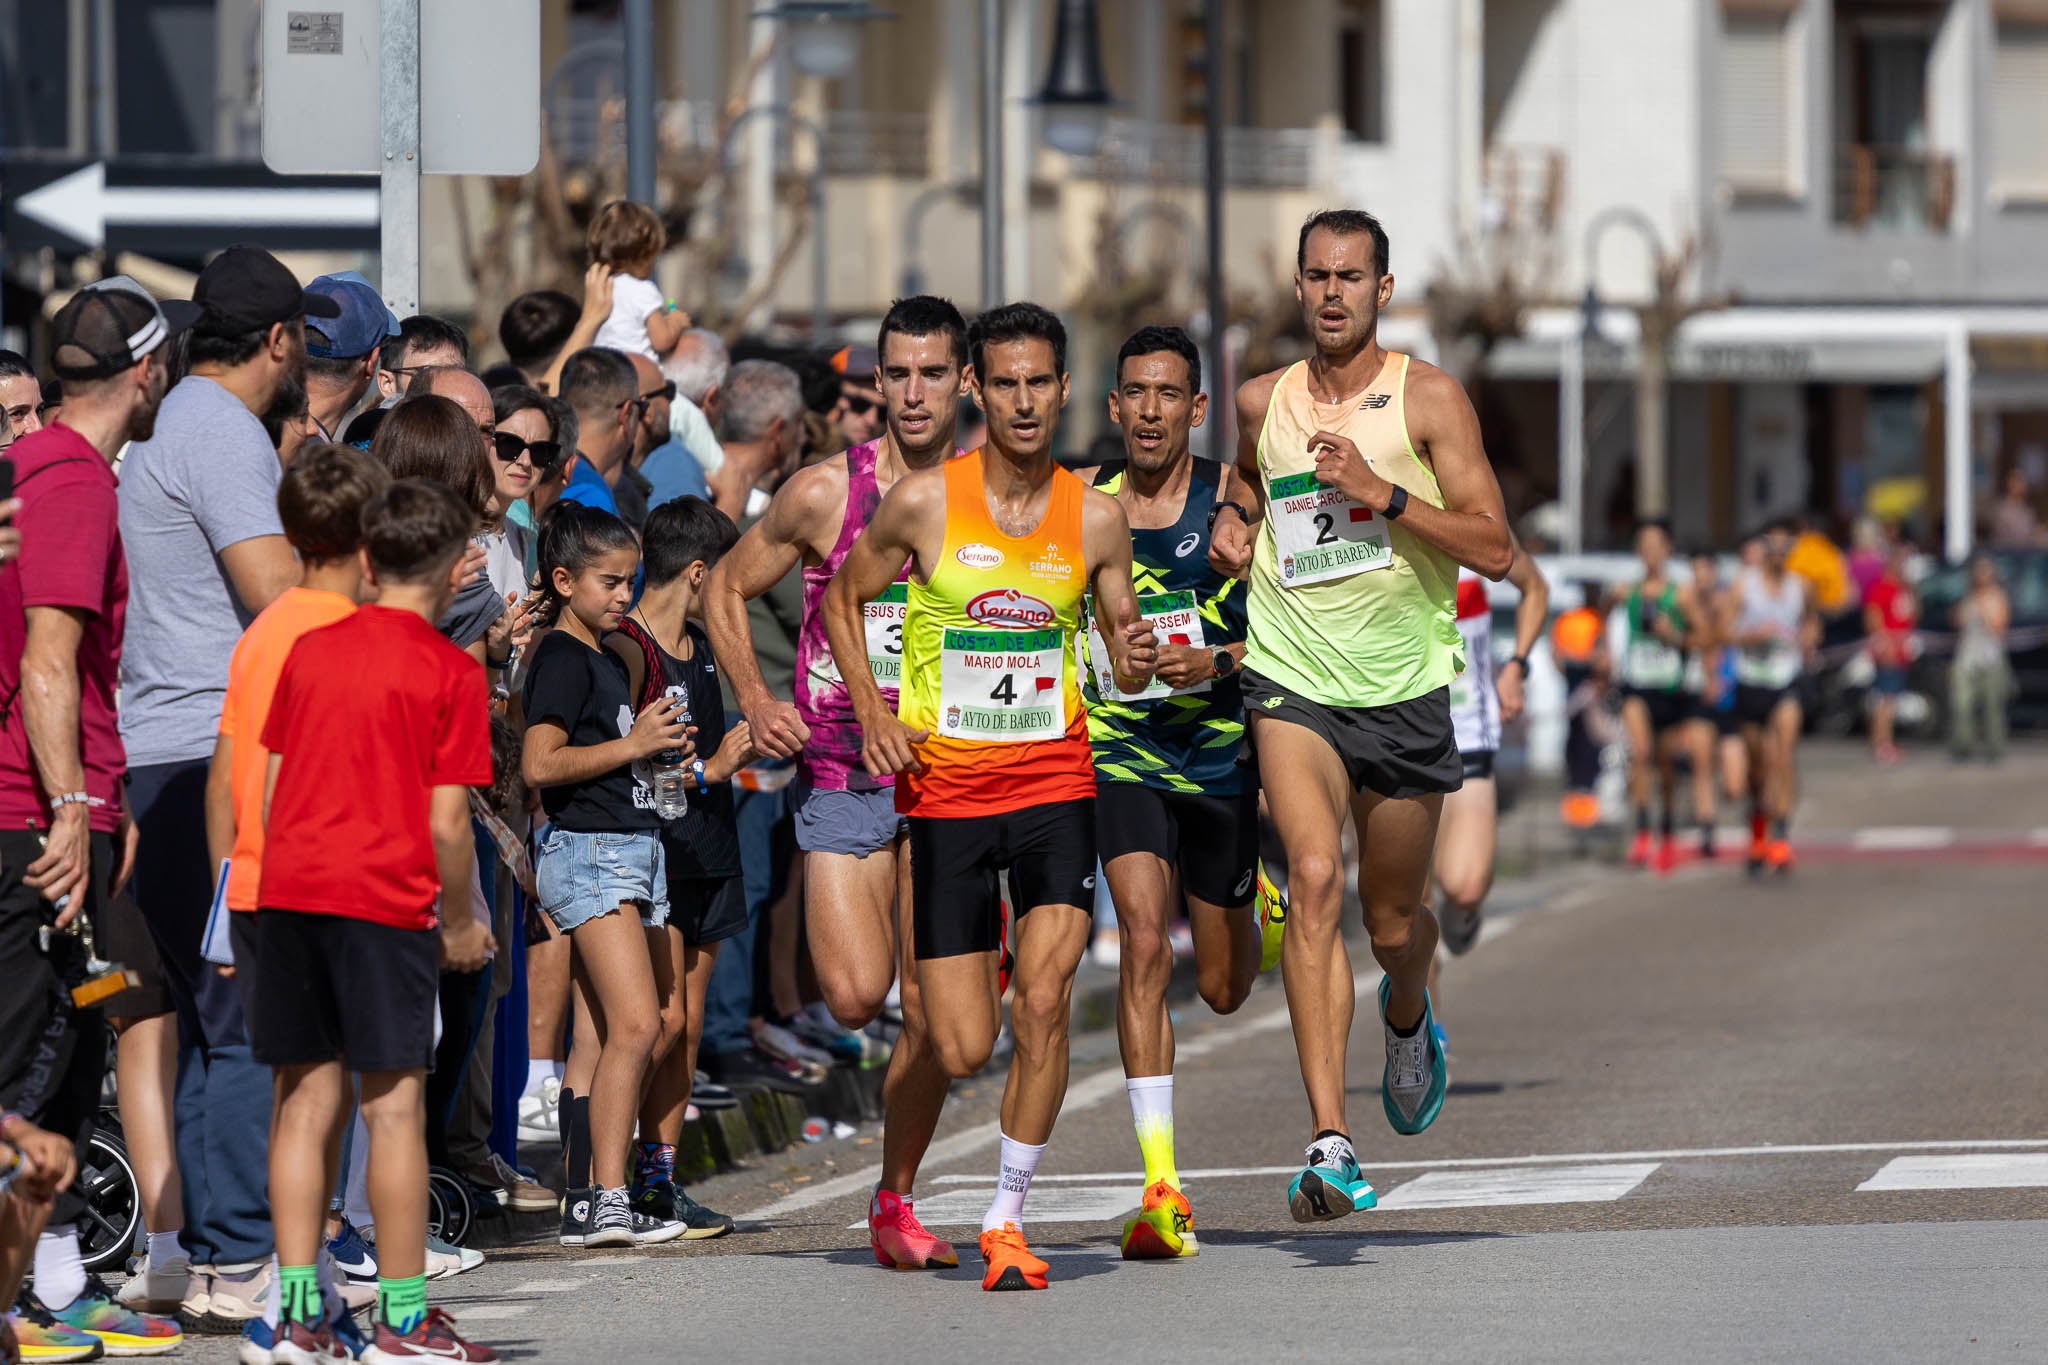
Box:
[14,163,380,251]
[259,0,540,177]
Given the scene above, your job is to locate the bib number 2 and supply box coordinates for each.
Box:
[1268,471,1392,587]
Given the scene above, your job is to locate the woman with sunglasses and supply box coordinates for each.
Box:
[492,384,568,587]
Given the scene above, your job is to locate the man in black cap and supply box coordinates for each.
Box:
[116,243,337,1331]
[0,276,194,1355]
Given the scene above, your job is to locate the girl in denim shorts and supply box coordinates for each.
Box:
[521,505,691,1248]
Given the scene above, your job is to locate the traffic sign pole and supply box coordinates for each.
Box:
[380,0,421,316]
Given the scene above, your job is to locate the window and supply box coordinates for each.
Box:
[1719,8,1797,193]
[1991,22,2048,200]
[1338,0,1384,143]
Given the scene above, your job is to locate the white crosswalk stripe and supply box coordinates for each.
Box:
[1857,1154,2048,1191]
[1374,1163,1661,1210]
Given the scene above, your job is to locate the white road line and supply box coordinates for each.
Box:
[1374,1163,1659,1210]
[571,1255,652,1267]
[505,1278,587,1294]
[929,1138,2048,1186]
[749,915,1540,1222]
[436,1303,531,1321]
[1851,826,1956,851]
[1857,1153,2048,1192]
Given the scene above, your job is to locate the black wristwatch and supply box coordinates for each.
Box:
[1206,500,1249,534]
[1504,654,1530,677]
[1211,649,1237,679]
[1381,484,1410,520]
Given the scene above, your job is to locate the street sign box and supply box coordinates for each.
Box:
[260,0,540,177]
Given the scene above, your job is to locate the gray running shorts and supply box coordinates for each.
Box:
[792,775,907,858]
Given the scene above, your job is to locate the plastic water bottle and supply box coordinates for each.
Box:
[653,750,689,820]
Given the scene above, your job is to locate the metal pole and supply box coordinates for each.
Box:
[1944,320,1973,563]
[379,0,422,316]
[811,165,829,338]
[980,0,1004,309]
[624,0,657,205]
[90,0,115,157]
[1203,0,1225,462]
[1560,327,1586,556]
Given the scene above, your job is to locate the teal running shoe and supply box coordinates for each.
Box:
[1286,1134,1378,1223]
[1379,977,1448,1135]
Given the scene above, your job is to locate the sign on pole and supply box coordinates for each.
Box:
[259,0,539,313]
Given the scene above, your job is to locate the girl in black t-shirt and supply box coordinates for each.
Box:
[605,497,756,1235]
[521,504,690,1248]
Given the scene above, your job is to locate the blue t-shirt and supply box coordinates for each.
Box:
[559,456,619,515]
[640,437,711,511]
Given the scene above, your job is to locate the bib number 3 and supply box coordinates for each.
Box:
[1268,471,1392,587]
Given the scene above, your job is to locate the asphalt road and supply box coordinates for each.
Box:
[177,741,2048,1362]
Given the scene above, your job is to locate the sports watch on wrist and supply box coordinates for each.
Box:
[1381,484,1410,520]
[1211,650,1237,679]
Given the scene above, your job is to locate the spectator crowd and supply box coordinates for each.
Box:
[0,202,906,1365]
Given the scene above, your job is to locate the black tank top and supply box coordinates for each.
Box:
[615,616,740,880]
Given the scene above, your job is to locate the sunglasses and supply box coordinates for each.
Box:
[840,393,877,417]
[492,431,562,467]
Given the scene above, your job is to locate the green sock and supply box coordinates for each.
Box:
[377,1273,428,1336]
[277,1263,321,1327]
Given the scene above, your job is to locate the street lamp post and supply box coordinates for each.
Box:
[756,2,897,78]
[1033,0,1116,159]
[720,106,830,338]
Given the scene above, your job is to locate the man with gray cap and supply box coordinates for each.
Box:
[0,277,194,1356]
[304,269,400,439]
[117,243,339,1330]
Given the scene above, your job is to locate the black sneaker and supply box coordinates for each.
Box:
[690,1072,739,1111]
[704,1045,821,1095]
[672,1188,736,1240]
[559,1186,594,1248]
[631,1179,677,1222]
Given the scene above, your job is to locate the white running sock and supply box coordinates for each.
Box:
[146,1230,183,1270]
[523,1059,556,1096]
[1126,1074,1179,1187]
[1126,1074,1173,1124]
[980,1134,1046,1234]
[34,1226,87,1309]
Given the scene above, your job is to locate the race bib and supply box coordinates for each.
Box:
[806,584,909,692]
[1084,591,1209,703]
[1625,639,1685,690]
[1268,471,1392,587]
[1735,642,1800,689]
[937,627,1068,742]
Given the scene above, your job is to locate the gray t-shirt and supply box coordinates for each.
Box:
[118,376,287,767]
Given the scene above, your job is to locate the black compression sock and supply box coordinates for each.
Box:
[1634,806,1651,834]
[1699,823,1716,856]
[1660,808,1676,838]
[565,1093,593,1190]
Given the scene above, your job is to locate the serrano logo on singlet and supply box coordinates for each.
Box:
[955,542,1005,570]
[965,589,1056,629]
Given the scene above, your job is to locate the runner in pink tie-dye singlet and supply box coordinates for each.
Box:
[700,297,972,1271]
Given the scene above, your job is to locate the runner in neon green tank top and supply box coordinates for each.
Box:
[1208,209,1513,1224]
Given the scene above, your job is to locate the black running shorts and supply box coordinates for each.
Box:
[1240,672,1463,800]
[249,910,440,1074]
[909,799,1095,960]
[668,875,747,948]
[1622,687,1693,734]
[1733,683,1801,728]
[1096,782,1258,908]
[1460,749,1496,782]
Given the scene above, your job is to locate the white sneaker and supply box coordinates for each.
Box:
[117,1253,194,1314]
[515,1075,562,1147]
[755,1020,834,1068]
[424,1232,484,1279]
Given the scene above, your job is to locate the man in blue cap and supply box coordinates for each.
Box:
[304,271,400,441]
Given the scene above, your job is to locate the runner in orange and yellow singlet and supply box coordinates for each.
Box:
[824,303,1157,1293]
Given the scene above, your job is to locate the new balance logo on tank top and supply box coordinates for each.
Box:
[1244,354,1462,709]
[896,451,1093,818]
[1081,459,1247,794]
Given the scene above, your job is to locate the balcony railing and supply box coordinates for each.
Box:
[1078,119,1330,191]
[1834,145,1955,232]
[548,97,930,181]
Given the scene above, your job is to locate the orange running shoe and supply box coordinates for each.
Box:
[1764,838,1795,873]
[869,1189,958,1270]
[1120,1181,1197,1260]
[1652,836,1679,876]
[978,1223,1049,1291]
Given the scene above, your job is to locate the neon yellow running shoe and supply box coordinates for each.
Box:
[1256,859,1287,972]
[1120,1180,1198,1259]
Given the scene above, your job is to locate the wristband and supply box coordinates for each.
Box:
[1504,655,1530,677]
[691,759,709,793]
[1381,484,1409,520]
[1206,500,1249,534]
[50,792,101,812]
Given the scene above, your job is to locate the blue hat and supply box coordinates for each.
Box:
[304,270,400,359]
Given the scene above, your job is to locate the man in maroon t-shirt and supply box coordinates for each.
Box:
[0,276,193,1343]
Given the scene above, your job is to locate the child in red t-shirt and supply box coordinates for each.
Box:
[253,478,497,1363]
[1863,540,1919,766]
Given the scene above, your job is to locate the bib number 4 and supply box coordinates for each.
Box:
[938,627,1068,742]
